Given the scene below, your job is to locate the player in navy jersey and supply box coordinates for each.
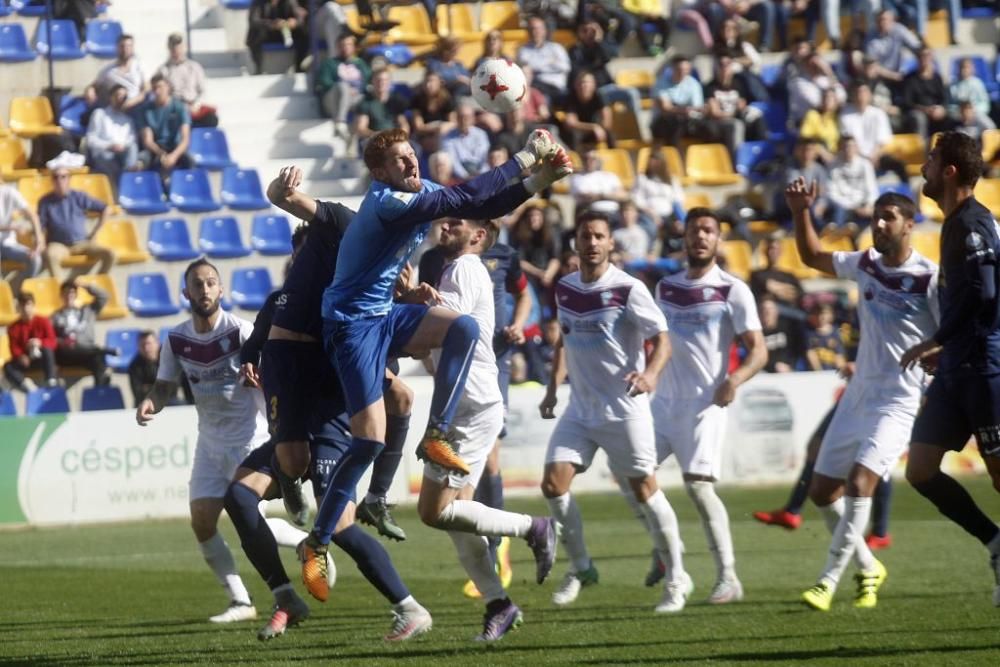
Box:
[901,131,1000,605]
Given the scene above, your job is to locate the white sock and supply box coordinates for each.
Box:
[437,499,533,537]
[819,496,874,588]
[686,481,735,581]
[819,496,845,534]
[640,490,685,584]
[198,532,251,605]
[265,517,309,548]
[547,492,590,573]
[393,595,423,613]
[615,474,648,525]
[450,530,506,603]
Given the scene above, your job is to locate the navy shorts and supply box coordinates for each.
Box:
[324,304,428,416]
[911,373,1000,456]
[261,339,346,442]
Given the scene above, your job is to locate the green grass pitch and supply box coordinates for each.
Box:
[3,479,1000,666]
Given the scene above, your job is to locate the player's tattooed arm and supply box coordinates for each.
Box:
[715,329,767,407]
[135,379,177,426]
[539,333,567,419]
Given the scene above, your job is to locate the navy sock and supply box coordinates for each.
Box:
[785,459,814,515]
[314,437,384,544]
[223,482,289,590]
[368,414,409,499]
[912,472,1000,546]
[871,477,893,537]
[332,524,410,603]
[429,314,478,431]
[474,472,505,560]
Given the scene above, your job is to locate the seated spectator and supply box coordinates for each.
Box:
[827,135,878,230]
[577,0,633,55]
[487,144,510,169]
[703,55,767,158]
[839,28,869,82]
[442,101,490,180]
[426,36,472,97]
[805,301,846,371]
[128,329,193,407]
[84,34,148,111]
[788,52,846,124]
[427,150,460,187]
[632,151,684,231]
[51,278,112,386]
[799,88,842,162]
[38,167,113,281]
[864,9,921,85]
[353,68,410,141]
[559,71,613,150]
[568,17,614,89]
[510,204,561,291]
[85,84,138,195]
[410,71,456,142]
[314,0,349,58]
[3,293,58,391]
[474,30,506,72]
[670,0,715,49]
[0,177,44,290]
[516,65,554,127]
[955,101,993,143]
[613,201,650,262]
[883,0,959,46]
[712,17,769,102]
[780,36,813,82]
[750,234,803,314]
[55,0,109,38]
[517,15,571,103]
[949,57,996,131]
[620,0,670,55]
[157,33,217,128]
[759,293,805,372]
[698,0,777,52]
[246,0,308,74]
[139,74,193,183]
[839,81,907,182]
[858,56,904,133]
[776,139,830,222]
[650,55,705,149]
[316,33,371,140]
[902,47,952,140]
[570,148,630,217]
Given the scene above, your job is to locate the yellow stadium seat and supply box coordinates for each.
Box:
[551,29,576,47]
[0,280,17,326]
[918,186,944,221]
[17,174,54,212]
[975,178,1000,217]
[75,274,128,320]
[982,129,1000,165]
[480,1,519,31]
[758,237,819,279]
[685,144,742,186]
[595,148,635,190]
[436,3,479,38]
[19,277,61,317]
[0,334,10,366]
[454,40,483,70]
[609,103,646,151]
[9,97,62,138]
[386,5,440,45]
[911,228,940,263]
[721,240,752,280]
[0,136,38,179]
[94,219,149,264]
[856,227,873,249]
[882,133,925,177]
[614,69,653,109]
[636,146,688,185]
[748,220,780,235]
[69,173,117,211]
[819,235,854,253]
[924,12,949,48]
[683,192,712,210]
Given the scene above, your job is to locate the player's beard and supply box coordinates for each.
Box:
[922,175,943,201]
[191,295,221,319]
[687,251,715,269]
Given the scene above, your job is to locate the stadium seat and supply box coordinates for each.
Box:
[19,277,61,317]
[81,385,125,411]
[9,96,62,138]
[84,19,122,59]
[435,3,478,37]
[147,217,200,261]
[365,43,416,67]
[0,23,36,62]
[856,227,873,249]
[685,144,742,186]
[105,328,140,373]
[251,213,293,255]
[26,386,70,415]
[721,240,752,280]
[596,148,636,190]
[882,133,925,177]
[0,280,17,326]
[911,228,940,263]
[919,188,944,221]
[220,167,270,210]
[819,235,854,253]
[0,136,37,178]
[119,171,171,215]
[34,20,85,60]
[0,0,12,17]
[608,104,646,151]
[982,129,1000,166]
[127,273,181,317]
[0,391,15,417]
[58,95,90,136]
[683,192,712,210]
[11,0,47,16]
[230,267,274,310]
[975,178,1000,217]
[750,101,790,144]
[0,333,9,366]
[70,173,116,210]
[636,146,687,184]
[93,219,150,264]
[385,5,439,45]
[614,69,653,110]
[479,1,519,31]
[735,141,777,183]
[189,128,235,170]
[169,169,220,213]
[76,274,128,320]
[221,0,252,7]
[199,216,251,258]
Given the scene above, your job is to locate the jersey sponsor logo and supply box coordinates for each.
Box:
[657,282,731,307]
[484,258,498,272]
[967,232,984,250]
[276,293,288,306]
[857,252,933,294]
[169,328,242,367]
[391,191,414,205]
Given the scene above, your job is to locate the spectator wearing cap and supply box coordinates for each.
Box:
[51,278,112,386]
[38,167,113,281]
[139,74,193,182]
[85,34,148,110]
[3,293,58,391]
[157,33,217,128]
[85,84,138,195]
[0,176,44,290]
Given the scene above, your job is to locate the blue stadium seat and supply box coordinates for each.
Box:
[759,64,781,90]
[58,95,89,136]
[190,128,235,170]
[230,267,273,310]
[220,167,270,210]
[0,24,36,62]
[26,386,70,415]
[147,217,199,261]
[365,44,415,67]
[0,392,16,417]
[84,19,122,59]
[0,1,13,17]
[735,141,777,183]
[105,328,140,373]
[251,213,292,255]
[119,171,171,215]
[170,168,220,212]
[221,0,253,8]
[199,216,250,258]
[81,385,125,411]
[11,0,47,16]
[127,273,181,317]
[750,101,790,144]
[35,20,86,60]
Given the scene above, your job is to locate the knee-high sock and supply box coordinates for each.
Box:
[818,496,873,570]
[429,314,478,432]
[367,413,409,503]
[265,517,309,548]
[332,524,409,603]
[871,477,892,538]
[912,472,1000,546]
[449,530,506,603]
[786,460,815,515]
[640,490,685,584]
[314,437,384,544]
[225,483,290,591]
[819,496,875,589]
[615,474,648,525]
[436,499,532,536]
[198,531,252,605]
[686,481,735,580]
[547,492,590,573]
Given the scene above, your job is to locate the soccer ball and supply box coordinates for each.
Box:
[471,58,527,114]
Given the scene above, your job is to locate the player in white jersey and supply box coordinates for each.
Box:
[137,259,270,623]
[786,178,939,611]
[410,218,557,641]
[539,212,683,612]
[651,207,768,608]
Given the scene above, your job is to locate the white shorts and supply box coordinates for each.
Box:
[425,401,504,489]
[654,402,727,479]
[546,416,656,478]
[814,391,915,480]
[190,438,256,501]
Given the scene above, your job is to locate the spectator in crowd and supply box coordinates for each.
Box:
[521,317,562,385]
[780,37,813,82]
[650,55,705,149]
[827,135,878,229]
[559,71,613,150]
[487,144,510,169]
[426,36,472,97]
[0,176,44,290]
[902,46,952,140]
[3,293,58,391]
[568,16,614,89]
[246,0,308,74]
[839,81,907,182]
[442,100,491,180]
[949,57,996,130]
[517,15,571,103]
[750,234,803,313]
[712,17,769,102]
[427,151,460,187]
[84,33,148,110]
[352,68,410,141]
[857,56,904,132]
[799,87,842,162]
[840,28,869,82]
[38,168,113,281]
[788,52,846,124]
[620,0,670,55]
[85,84,138,195]
[157,33,217,128]
[632,151,684,231]
[821,0,880,46]
[759,293,805,372]
[410,71,456,143]
[128,329,193,407]
[570,148,630,218]
[313,0,349,58]
[669,0,715,49]
[612,201,650,262]
[515,65,554,127]
[698,0,777,52]
[54,0,108,38]
[954,101,993,142]
[577,0,634,55]
[883,0,959,45]
[510,203,562,291]
[51,278,111,386]
[864,9,921,85]
[776,139,830,222]
[805,301,846,371]
[316,33,371,140]
[474,30,506,72]
[139,74,193,182]
[772,0,821,52]
[703,55,767,158]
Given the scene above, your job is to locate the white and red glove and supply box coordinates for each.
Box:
[514,129,559,170]
[524,146,574,194]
